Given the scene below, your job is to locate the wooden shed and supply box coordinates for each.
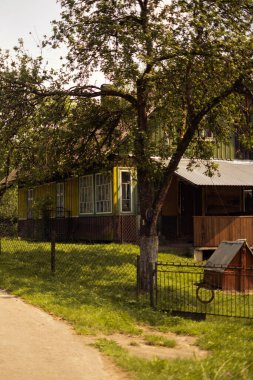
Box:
[203,240,253,292]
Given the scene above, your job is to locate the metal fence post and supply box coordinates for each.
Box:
[51,229,56,273]
[136,256,141,297]
[155,262,158,307]
[120,216,123,243]
[149,262,155,308]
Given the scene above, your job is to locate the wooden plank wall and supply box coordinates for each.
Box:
[18,188,28,219]
[194,216,253,247]
[18,215,139,243]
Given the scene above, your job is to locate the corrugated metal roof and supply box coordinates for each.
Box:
[175,160,253,186]
[205,240,252,272]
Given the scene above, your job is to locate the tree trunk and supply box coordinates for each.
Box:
[139,235,158,291]
[134,79,167,291]
[137,166,159,291]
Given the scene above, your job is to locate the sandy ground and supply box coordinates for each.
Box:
[101,332,207,360]
[0,290,208,380]
[83,329,208,361]
[0,291,124,380]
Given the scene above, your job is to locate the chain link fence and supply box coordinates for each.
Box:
[0,230,140,304]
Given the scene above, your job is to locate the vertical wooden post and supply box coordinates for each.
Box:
[51,229,56,273]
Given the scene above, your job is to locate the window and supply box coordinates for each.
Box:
[27,188,34,219]
[79,175,94,214]
[56,183,64,217]
[244,189,253,213]
[201,128,214,139]
[95,173,112,213]
[120,171,132,212]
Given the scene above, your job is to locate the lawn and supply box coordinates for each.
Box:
[0,239,253,379]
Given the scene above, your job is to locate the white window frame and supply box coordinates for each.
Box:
[27,188,34,219]
[56,182,64,217]
[95,173,112,214]
[79,175,94,215]
[120,170,133,213]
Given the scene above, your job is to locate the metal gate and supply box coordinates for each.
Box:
[150,262,253,319]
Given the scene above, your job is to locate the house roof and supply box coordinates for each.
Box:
[205,240,252,273]
[0,169,18,187]
[3,159,253,188]
[175,159,253,186]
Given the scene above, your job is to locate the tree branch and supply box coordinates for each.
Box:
[1,80,139,109]
[150,75,247,231]
[193,77,243,125]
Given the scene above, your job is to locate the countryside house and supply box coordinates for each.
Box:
[16,133,253,253]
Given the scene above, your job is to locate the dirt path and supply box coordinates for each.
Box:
[0,291,123,380]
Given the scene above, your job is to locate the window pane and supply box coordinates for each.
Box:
[122,172,130,183]
[121,171,132,212]
[95,173,112,213]
[79,175,94,214]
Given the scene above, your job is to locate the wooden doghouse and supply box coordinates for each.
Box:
[203,240,253,291]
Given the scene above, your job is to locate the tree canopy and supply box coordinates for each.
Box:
[0,0,253,287]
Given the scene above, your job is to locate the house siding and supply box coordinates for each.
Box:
[18,188,28,219]
[65,177,79,216]
[194,216,253,247]
[35,182,56,205]
[113,167,119,214]
[213,138,235,160]
[17,167,139,242]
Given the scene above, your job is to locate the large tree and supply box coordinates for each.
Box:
[1,0,253,288]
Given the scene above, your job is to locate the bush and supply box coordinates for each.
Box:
[0,186,18,237]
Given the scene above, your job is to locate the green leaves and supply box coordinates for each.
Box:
[0,0,252,215]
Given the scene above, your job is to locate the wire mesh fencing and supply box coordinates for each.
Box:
[0,235,140,305]
[2,234,253,319]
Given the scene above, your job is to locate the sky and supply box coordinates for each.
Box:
[0,0,63,69]
[0,0,105,84]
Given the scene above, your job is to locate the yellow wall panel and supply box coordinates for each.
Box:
[113,167,119,214]
[34,182,56,207]
[65,178,72,213]
[65,177,79,216]
[72,177,79,216]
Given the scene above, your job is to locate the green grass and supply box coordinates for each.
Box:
[0,239,253,379]
[143,334,176,348]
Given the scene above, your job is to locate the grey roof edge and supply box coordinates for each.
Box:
[205,240,253,271]
[174,159,253,186]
